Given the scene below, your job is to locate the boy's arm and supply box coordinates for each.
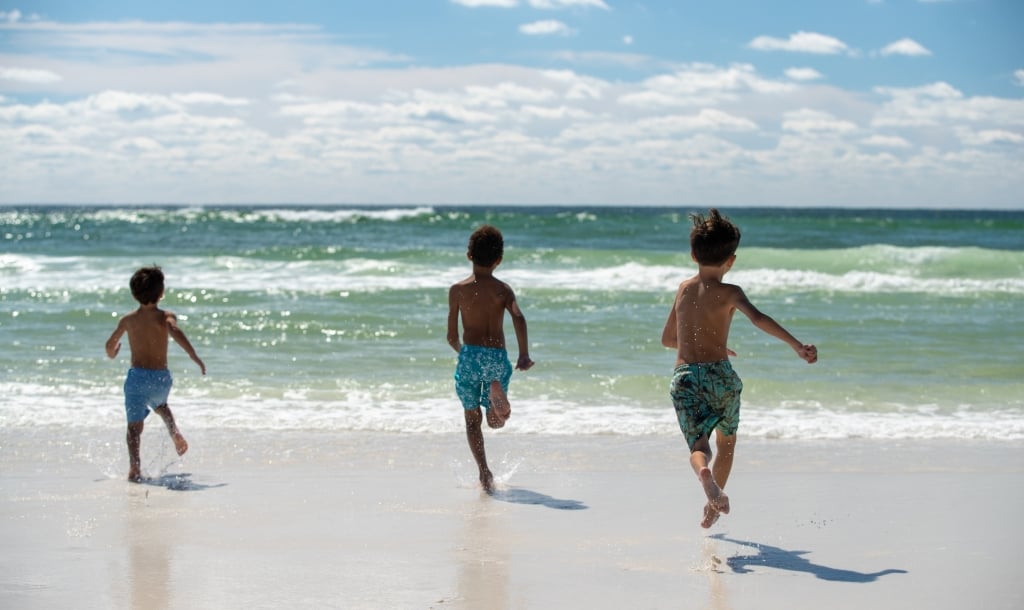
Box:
[732,288,817,364]
[166,313,207,375]
[446,285,461,353]
[660,293,678,349]
[506,289,533,371]
[105,318,126,359]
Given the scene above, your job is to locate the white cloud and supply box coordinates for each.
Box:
[451,0,518,7]
[880,38,932,57]
[542,69,608,100]
[782,108,858,134]
[861,134,912,149]
[640,109,758,133]
[623,35,633,46]
[0,9,21,22]
[528,0,610,8]
[172,92,251,106]
[619,63,794,108]
[873,82,1024,129]
[956,128,1024,146]
[749,31,850,55]
[0,66,63,84]
[519,20,573,36]
[785,67,823,81]
[1015,70,1024,87]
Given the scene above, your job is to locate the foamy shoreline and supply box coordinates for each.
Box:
[1,429,1020,609]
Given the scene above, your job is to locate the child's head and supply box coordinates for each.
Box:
[130,266,164,305]
[690,208,741,266]
[467,225,504,267]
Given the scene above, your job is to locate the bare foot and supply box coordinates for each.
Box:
[128,466,142,483]
[171,432,189,456]
[486,407,506,429]
[701,503,721,529]
[489,380,511,421]
[480,470,494,493]
[698,467,729,528]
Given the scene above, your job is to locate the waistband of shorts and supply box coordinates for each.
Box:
[673,360,732,374]
[127,367,171,375]
[460,344,508,355]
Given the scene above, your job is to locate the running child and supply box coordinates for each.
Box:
[105,266,206,482]
[661,209,817,527]
[448,225,534,492]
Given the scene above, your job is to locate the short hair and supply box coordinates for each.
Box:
[130,266,164,305]
[689,208,741,266]
[467,225,504,267]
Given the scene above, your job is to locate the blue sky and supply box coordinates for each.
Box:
[1,0,1021,207]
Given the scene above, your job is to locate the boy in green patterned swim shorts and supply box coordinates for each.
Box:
[661,209,818,528]
[448,225,535,492]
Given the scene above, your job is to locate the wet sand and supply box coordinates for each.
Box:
[1,428,1020,609]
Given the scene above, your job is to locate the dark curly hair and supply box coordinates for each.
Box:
[689,209,741,266]
[130,266,164,305]
[467,225,504,267]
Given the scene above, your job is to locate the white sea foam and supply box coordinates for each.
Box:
[3,382,1021,441]
[4,252,1022,295]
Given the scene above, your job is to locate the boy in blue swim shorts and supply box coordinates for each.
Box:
[448,225,534,492]
[106,266,206,482]
[662,209,818,528]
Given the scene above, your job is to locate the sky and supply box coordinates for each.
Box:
[0,0,1022,208]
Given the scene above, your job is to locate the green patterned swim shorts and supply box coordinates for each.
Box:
[670,360,743,450]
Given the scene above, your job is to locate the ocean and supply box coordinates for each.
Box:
[2,206,1022,441]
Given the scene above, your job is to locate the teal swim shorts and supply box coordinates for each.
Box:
[124,367,173,423]
[454,345,513,411]
[670,360,742,450]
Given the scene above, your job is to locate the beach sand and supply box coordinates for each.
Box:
[1,428,1021,609]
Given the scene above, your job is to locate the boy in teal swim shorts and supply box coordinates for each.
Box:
[105,266,206,482]
[662,209,817,528]
[448,225,534,492]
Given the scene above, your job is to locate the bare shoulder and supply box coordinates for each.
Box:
[678,275,700,291]
[721,282,747,299]
[675,275,701,299]
[449,275,474,295]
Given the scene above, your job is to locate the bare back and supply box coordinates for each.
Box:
[108,305,174,369]
[447,272,519,349]
[665,275,742,366]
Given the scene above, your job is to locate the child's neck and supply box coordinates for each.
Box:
[697,264,729,283]
[472,265,495,278]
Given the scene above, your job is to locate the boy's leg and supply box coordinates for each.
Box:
[485,397,506,429]
[464,407,494,492]
[689,434,730,528]
[126,421,144,482]
[488,380,511,422]
[712,429,737,490]
[152,404,188,456]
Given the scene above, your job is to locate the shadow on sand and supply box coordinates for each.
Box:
[137,472,228,492]
[489,486,587,510]
[710,534,908,583]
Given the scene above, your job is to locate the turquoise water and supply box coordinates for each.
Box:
[2,206,1022,439]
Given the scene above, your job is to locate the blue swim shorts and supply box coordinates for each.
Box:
[123,367,173,423]
[454,345,513,411]
[670,360,743,450]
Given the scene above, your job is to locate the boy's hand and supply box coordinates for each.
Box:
[107,341,121,359]
[515,355,534,371]
[797,344,818,364]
